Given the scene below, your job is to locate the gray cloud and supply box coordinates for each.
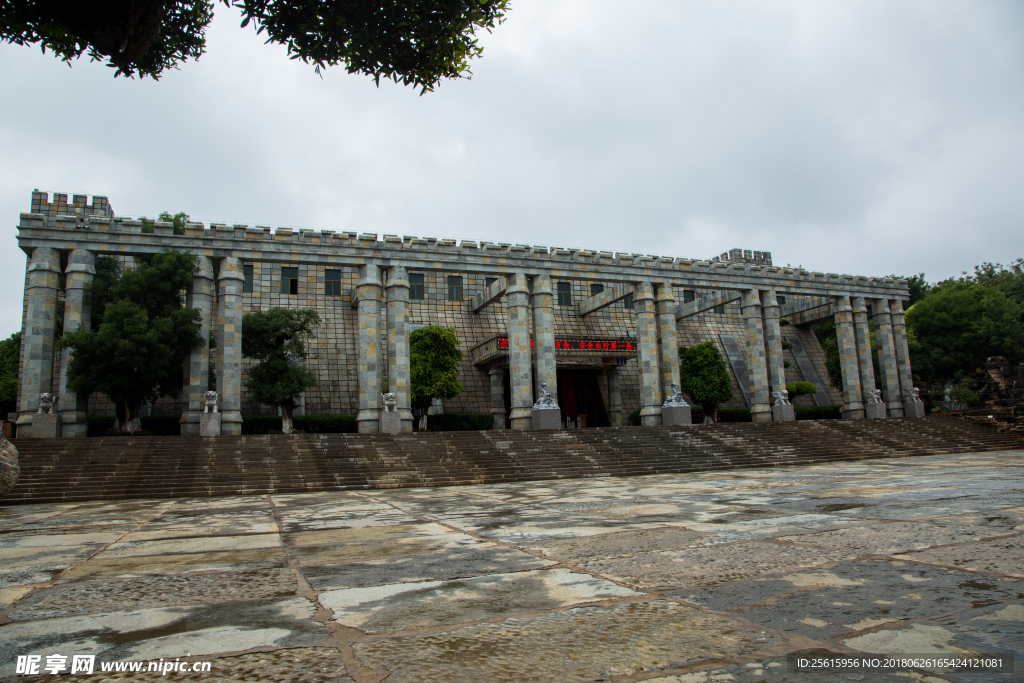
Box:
[1,0,1023,337]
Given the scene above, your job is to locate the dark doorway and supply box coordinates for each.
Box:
[556,370,610,427]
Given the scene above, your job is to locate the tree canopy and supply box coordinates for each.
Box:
[62,250,203,433]
[0,332,21,418]
[410,324,463,420]
[678,342,733,422]
[241,307,320,433]
[1,0,509,90]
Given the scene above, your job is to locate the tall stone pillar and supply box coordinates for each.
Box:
[655,283,681,397]
[217,256,244,435]
[385,265,414,432]
[851,296,884,418]
[59,249,95,437]
[181,255,214,435]
[871,298,904,417]
[507,273,533,430]
[489,367,506,430]
[889,299,922,416]
[17,247,61,431]
[607,367,622,428]
[357,264,383,433]
[634,280,662,426]
[742,289,772,422]
[834,296,864,420]
[760,288,793,420]
[531,274,558,406]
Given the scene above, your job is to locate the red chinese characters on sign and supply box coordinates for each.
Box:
[494,338,635,352]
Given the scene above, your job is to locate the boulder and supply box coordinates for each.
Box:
[0,434,18,500]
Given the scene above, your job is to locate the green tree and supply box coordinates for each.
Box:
[0,332,21,418]
[906,282,1024,383]
[241,308,320,433]
[678,342,733,423]
[1,0,509,90]
[969,259,1024,309]
[410,325,463,426]
[811,320,844,391]
[142,211,190,235]
[888,273,932,307]
[62,250,203,433]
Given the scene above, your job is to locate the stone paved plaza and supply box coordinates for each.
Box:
[1,451,1022,682]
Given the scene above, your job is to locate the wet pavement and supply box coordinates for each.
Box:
[1,450,1022,682]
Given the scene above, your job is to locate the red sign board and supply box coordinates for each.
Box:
[495,338,636,352]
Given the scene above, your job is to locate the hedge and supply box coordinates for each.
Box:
[87,415,182,436]
[427,413,494,431]
[718,408,752,422]
[795,405,842,420]
[242,415,357,434]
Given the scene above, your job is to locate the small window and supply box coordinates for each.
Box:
[777,295,786,306]
[281,266,298,295]
[713,303,725,314]
[557,282,572,306]
[683,290,695,303]
[590,283,604,296]
[410,273,424,300]
[447,275,463,302]
[325,269,341,296]
[243,264,254,293]
[623,293,634,310]
[485,276,498,288]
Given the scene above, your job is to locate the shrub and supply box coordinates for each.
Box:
[718,408,751,422]
[948,385,980,407]
[781,340,795,350]
[627,409,641,426]
[427,413,494,431]
[786,382,817,397]
[89,415,180,436]
[294,415,357,433]
[795,406,842,420]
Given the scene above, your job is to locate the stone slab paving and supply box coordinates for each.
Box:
[0,450,1021,682]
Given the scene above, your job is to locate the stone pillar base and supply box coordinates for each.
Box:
[751,406,772,423]
[398,409,415,434]
[865,403,887,419]
[220,410,242,436]
[380,411,401,434]
[61,422,88,438]
[772,403,795,422]
[639,405,662,427]
[180,412,200,436]
[887,403,905,418]
[357,409,380,434]
[199,412,222,437]
[29,414,61,438]
[661,405,692,426]
[490,408,506,430]
[844,408,865,420]
[903,400,926,418]
[509,408,532,430]
[531,409,560,430]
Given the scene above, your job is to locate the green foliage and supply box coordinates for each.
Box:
[779,317,791,327]
[718,408,751,422]
[811,320,844,391]
[795,405,842,420]
[970,259,1024,308]
[88,415,186,437]
[427,413,494,431]
[948,384,980,407]
[241,308,321,423]
[906,282,1024,382]
[781,340,794,350]
[2,0,509,89]
[0,332,21,417]
[678,342,733,421]
[62,250,203,432]
[410,325,464,416]
[627,409,641,426]
[240,414,357,434]
[786,381,817,397]
[889,273,932,306]
[142,212,190,235]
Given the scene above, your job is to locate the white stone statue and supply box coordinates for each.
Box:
[204,391,219,414]
[771,389,791,406]
[864,389,883,404]
[904,387,923,403]
[381,392,398,412]
[37,393,57,414]
[663,382,690,407]
[533,382,559,409]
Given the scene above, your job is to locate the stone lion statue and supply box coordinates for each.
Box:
[865,389,883,404]
[771,389,791,406]
[204,391,219,414]
[381,393,398,412]
[904,387,923,403]
[37,393,57,414]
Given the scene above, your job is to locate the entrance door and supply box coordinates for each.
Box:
[556,370,609,427]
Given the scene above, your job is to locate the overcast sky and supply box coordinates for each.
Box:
[1,0,1023,338]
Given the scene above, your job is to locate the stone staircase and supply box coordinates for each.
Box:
[2,417,1018,506]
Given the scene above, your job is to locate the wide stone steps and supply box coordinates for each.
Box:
[2,418,1016,505]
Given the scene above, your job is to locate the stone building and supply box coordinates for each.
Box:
[13,190,922,437]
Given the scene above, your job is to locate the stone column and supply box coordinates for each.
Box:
[889,299,923,417]
[834,296,864,420]
[634,280,662,426]
[507,272,533,430]
[607,367,622,428]
[489,367,506,429]
[871,298,904,417]
[217,256,244,435]
[742,289,772,422]
[531,274,558,407]
[760,288,793,421]
[655,283,681,397]
[851,296,884,419]
[357,264,383,433]
[180,255,214,435]
[59,249,95,437]
[386,265,414,432]
[17,247,61,431]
